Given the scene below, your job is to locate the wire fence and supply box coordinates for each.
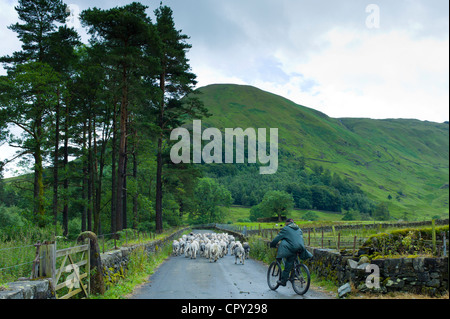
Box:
[250,226,449,257]
[0,227,184,285]
[0,243,39,284]
[215,221,449,257]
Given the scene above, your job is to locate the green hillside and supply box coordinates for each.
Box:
[195,84,449,220]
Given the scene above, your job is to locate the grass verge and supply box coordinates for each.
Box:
[90,244,172,299]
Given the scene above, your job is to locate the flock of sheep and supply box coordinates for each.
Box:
[172,232,250,265]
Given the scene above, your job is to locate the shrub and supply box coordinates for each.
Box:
[302,211,319,221]
[248,236,277,264]
[361,225,449,256]
[67,218,82,240]
[0,205,25,229]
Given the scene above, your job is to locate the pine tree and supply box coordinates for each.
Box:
[153,4,209,233]
[0,62,60,226]
[81,2,154,232]
[0,0,79,227]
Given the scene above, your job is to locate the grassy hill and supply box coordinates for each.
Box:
[195,84,449,220]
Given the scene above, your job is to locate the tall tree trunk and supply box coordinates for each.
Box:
[122,141,128,230]
[93,116,100,234]
[81,121,87,232]
[34,145,45,226]
[132,132,138,229]
[62,103,69,236]
[53,89,60,228]
[155,136,163,233]
[87,112,93,231]
[155,71,165,234]
[93,109,110,235]
[116,65,128,232]
[111,103,117,233]
[34,115,45,227]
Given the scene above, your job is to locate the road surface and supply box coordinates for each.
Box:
[129,230,334,299]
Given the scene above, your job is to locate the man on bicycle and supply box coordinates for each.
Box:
[269,218,312,286]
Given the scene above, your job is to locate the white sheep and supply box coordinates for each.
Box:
[229,241,236,255]
[172,240,180,256]
[234,243,245,265]
[230,241,240,255]
[204,242,211,259]
[199,242,206,257]
[219,240,227,257]
[209,243,220,263]
[243,242,250,259]
[190,240,199,259]
[179,239,185,255]
[173,232,250,266]
[184,242,192,258]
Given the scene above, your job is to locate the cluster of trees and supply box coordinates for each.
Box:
[249,190,294,222]
[209,162,378,212]
[0,0,393,238]
[0,0,208,236]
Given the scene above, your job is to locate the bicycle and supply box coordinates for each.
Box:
[267,250,311,295]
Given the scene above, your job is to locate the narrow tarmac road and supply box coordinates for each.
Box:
[129,230,334,300]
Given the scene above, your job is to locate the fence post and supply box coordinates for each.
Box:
[86,237,91,297]
[337,232,341,250]
[353,236,357,256]
[308,229,311,246]
[432,219,436,256]
[321,229,324,249]
[443,232,447,257]
[38,242,56,289]
[31,241,41,279]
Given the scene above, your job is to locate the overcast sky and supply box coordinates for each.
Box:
[1,0,448,122]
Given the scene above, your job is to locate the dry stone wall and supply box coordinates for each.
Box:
[305,246,448,296]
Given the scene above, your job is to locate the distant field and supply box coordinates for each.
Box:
[222,205,445,230]
[224,205,371,228]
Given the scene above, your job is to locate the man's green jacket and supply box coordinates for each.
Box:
[269,222,313,260]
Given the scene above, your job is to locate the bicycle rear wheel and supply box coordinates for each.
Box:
[267,261,282,290]
[291,263,311,295]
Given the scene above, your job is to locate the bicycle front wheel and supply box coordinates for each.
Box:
[292,263,311,295]
[267,261,282,290]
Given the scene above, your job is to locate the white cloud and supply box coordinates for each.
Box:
[1,0,449,123]
[213,26,449,122]
[288,28,449,121]
[0,0,21,75]
[66,4,82,30]
[187,1,449,123]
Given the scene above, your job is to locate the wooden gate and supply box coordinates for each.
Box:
[54,241,90,299]
[37,240,90,299]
